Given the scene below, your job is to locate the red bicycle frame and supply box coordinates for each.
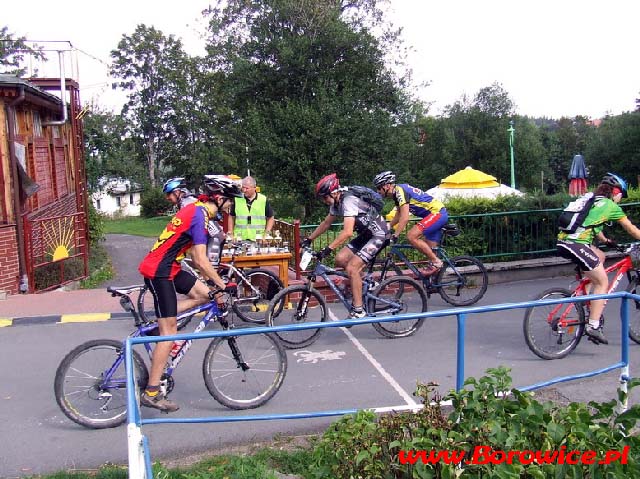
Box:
[551,253,633,328]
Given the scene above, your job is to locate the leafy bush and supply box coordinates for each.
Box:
[312,367,640,478]
[140,187,172,218]
[87,201,105,246]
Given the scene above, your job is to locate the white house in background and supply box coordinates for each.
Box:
[91,177,143,216]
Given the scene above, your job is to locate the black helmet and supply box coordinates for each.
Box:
[202,175,243,198]
[163,177,188,195]
[315,173,340,197]
[601,173,628,198]
[373,171,396,188]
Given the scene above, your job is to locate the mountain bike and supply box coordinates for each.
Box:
[375,224,488,306]
[138,243,283,324]
[54,285,287,429]
[523,243,640,360]
[264,248,428,349]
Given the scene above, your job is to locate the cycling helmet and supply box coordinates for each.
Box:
[315,173,340,197]
[163,177,190,195]
[202,175,243,198]
[373,171,396,188]
[602,173,628,198]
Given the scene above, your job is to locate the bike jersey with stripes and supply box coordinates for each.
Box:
[329,192,388,236]
[139,202,210,280]
[392,184,445,217]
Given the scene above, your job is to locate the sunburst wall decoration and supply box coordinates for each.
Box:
[42,216,76,262]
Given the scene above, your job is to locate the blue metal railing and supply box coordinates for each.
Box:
[125,291,637,478]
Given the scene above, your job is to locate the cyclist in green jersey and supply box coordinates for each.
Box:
[557,173,640,344]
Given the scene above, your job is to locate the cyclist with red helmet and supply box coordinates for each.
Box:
[138,175,242,412]
[557,173,640,344]
[374,171,448,275]
[302,173,390,319]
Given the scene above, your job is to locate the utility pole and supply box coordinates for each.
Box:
[508,120,516,189]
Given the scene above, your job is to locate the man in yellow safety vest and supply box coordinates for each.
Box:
[229,176,275,240]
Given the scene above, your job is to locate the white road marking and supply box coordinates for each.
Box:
[328,308,418,407]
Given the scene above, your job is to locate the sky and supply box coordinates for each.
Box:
[4,0,639,119]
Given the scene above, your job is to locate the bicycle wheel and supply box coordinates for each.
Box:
[137,285,194,330]
[523,288,586,360]
[266,285,327,349]
[368,276,428,338]
[626,278,640,344]
[54,339,149,429]
[202,332,287,409]
[436,255,488,306]
[233,269,284,324]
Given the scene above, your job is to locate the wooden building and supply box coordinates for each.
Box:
[0,75,88,294]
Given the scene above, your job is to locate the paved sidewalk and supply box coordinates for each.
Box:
[0,287,132,326]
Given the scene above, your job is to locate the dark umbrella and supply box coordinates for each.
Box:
[568,154,587,195]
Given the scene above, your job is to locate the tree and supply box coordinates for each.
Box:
[0,26,46,76]
[109,24,193,186]
[83,103,143,190]
[203,0,420,218]
[586,112,640,185]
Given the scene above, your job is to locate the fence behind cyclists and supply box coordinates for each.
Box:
[274,202,640,278]
[125,290,638,479]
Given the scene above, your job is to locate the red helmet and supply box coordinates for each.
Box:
[315,173,340,197]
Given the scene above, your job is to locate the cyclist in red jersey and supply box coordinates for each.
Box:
[138,175,242,412]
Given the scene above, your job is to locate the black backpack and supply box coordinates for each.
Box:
[557,192,595,233]
[345,185,385,213]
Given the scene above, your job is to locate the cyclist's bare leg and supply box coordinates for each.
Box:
[148,316,178,386]
[177,280,211,313]
[407,225,440,264]
[584,255,608,327]
[335,247,365,308]
[345,255,367,309]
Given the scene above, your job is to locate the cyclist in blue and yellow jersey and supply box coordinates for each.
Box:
[557,173,640,345]
[138,175,242,412]
[374,171,448,276]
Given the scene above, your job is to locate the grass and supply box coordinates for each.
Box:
[28,441,315,479]
[104,216,170,237]
[79,243,114,289]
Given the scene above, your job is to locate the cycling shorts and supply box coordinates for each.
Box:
[174,269,198,295]
[556,240,600,271]
[347,231,388,264]
[144,277,177,319]
[415,208,449,242]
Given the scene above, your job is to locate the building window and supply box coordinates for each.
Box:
[116,196,122,207]
[130,193,134,204]
[33,112,43,136]
[96,199,101,210]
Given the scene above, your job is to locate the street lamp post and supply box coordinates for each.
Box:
[508,120,516,189]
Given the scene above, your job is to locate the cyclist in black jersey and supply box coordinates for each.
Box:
[302,173,389,319]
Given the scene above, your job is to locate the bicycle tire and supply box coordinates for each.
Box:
[137,285,194,330]
[266,285,327,349]
[368,276,428,338]
[202,332,287,409]
[54,339,149,429]
[523,288,586,360]
[233,268,284,324]
[626,277,640,344]
[436,255,488,306]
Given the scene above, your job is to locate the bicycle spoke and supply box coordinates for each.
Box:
[202,333,287,409]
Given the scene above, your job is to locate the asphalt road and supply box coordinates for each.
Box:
[2,274,639,477]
